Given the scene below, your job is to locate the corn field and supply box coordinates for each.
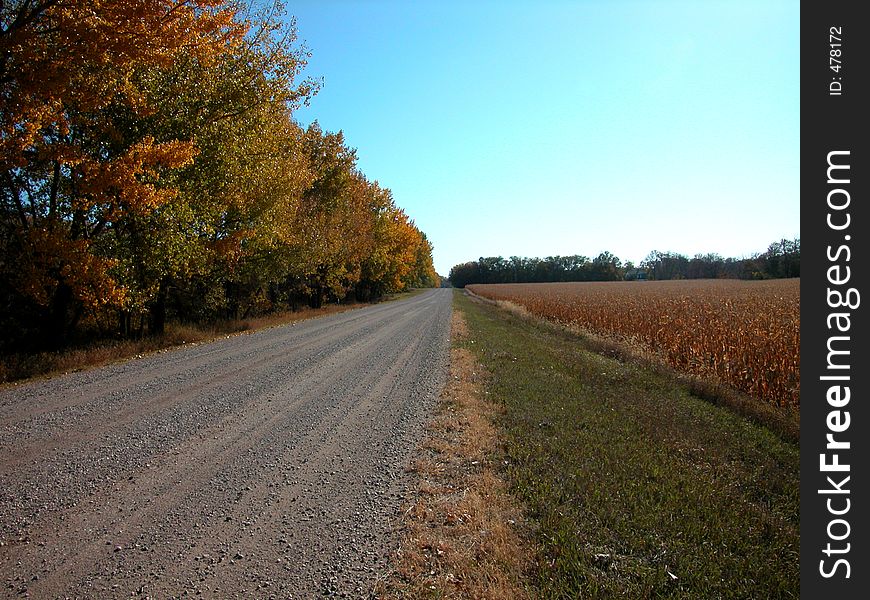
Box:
[467,280,800,407]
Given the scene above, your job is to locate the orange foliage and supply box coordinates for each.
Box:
[0,1,243,169]
[77,137,199,217]
[14,228,127,310]
[0,2,437,347]
[0,1,246,340]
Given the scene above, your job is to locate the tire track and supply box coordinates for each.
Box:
[0,289,451,598]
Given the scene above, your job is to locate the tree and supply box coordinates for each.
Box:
[405,233,439,289]
[1,0,243,346]
[761,238,800,279]
[448,262,481,288]
[1,1,437,353]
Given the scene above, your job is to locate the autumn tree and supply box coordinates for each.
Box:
[406,233,439,288]
[357,190,420,300]
[1,0,243,346]
[1,1,437,354]
[103,4,317,329]
[285,123,367,307]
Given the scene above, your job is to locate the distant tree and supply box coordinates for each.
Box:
[761,238,800,279]
[687,253,724,279]
[591,251,623,281]
[448,262,481,288]
[450,238,798,289]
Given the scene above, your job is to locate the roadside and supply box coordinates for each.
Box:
[0,289,424,386]
[464,288,799,443]
[388,289,799,598]
[380,308,533,599]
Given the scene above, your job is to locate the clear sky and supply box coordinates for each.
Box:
[287,0,799,275]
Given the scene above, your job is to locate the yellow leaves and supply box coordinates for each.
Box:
[130,137,199,170]
[38,143,88,167]
[210,229,256,272]
[0,1,247,170]
[1,1,434,342]
[365,205,425,293]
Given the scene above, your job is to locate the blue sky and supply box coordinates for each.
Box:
[288,0,799,275]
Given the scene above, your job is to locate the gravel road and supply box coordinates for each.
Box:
[0,288,452,598]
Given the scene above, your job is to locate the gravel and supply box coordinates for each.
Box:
[0,288,452,598]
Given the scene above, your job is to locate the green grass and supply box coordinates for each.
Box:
[454,291,799,599]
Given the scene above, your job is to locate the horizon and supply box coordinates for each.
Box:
[438,237,799,276]
[288,1,799,275]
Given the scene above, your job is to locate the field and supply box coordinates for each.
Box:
[466,279,799,408]
[442,291,799,597]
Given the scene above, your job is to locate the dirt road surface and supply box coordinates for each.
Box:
[0,289,452,598]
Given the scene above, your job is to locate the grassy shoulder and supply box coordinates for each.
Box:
[0,288,426,386]
[382,309,533,599]
[454,290,799,598]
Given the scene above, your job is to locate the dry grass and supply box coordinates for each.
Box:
[468,280,800,408]
[0,303,362,386]
[379,311,533,599]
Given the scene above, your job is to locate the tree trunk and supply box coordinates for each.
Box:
[47,282,74,349]
[119,310,131,338]
[149,281,168,336]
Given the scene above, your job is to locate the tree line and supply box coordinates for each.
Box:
[0,1,437,352]
[448,238,800,288]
